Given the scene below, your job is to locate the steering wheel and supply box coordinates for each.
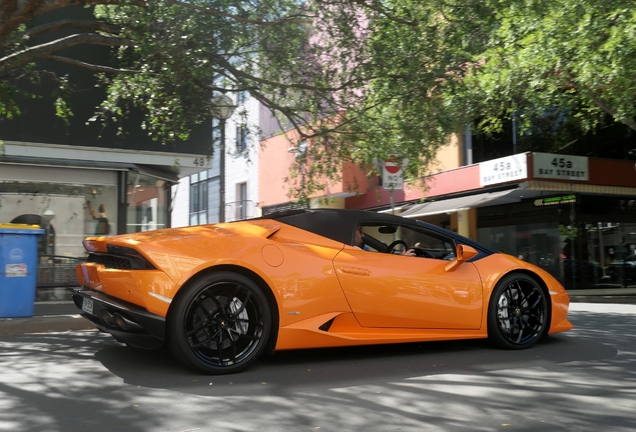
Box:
[413,248,434,258]
[385,240,408,254]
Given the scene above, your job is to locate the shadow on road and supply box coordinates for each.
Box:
[91,319,616,397]
[1,307,635,432]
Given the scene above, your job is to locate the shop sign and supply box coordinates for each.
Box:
[479,154,528,186]
[533,194,577,207]
[533,153,589,181]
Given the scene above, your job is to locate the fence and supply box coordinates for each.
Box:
[37,255,86,287]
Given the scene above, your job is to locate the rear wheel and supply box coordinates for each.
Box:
[168,272,272,374]
[487,273,548,349]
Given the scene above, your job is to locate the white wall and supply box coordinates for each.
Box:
[170,177,190,227]
[224,93,261,221]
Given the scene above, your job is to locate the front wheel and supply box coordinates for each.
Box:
[487,273,548,349]
[168,272,272,374]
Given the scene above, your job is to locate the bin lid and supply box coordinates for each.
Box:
[0,223,45,234]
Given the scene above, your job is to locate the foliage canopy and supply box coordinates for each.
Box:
[2,0,635,195]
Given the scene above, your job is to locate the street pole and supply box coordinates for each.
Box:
[211,93,236,224]
[512,112,517,154]
[219,117,226,223]
[390,188,395,242]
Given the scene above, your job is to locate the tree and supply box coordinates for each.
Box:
[4,0,634,199]
[291,0,483,191]
[461,0,636,134]
[0,0,361,143]
[0,0,493,190]
[335,0,636,168]
[0,0,415,198]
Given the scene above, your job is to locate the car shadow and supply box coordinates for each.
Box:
[93,324,616,397]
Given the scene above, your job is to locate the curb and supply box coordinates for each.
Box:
[0,315,96,336]
[569,295,636,304]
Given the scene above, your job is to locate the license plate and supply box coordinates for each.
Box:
[82,297,94,315]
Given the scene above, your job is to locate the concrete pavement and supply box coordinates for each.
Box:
[1,302,635,431]
[0,301,96,335]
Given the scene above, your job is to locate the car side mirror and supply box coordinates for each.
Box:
[445,244,479,271]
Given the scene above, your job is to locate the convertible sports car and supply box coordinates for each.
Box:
[72,209,572,374]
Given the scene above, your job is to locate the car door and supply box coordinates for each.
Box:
[332,226,483,329]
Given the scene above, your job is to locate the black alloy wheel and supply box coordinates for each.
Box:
[168,272,272,374]
[487,273,548,349]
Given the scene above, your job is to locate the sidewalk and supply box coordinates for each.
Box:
[1,287,636,336]
[568,287,636,304]
[0,288,96,336]
[0,300,97,336]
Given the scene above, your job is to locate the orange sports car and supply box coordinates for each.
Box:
[72,209,572,374]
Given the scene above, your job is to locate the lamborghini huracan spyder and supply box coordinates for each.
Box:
[72,209,572,374]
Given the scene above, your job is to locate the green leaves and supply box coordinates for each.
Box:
[329,0,636,184]
[458,0,636,133]
[3,0,635,198]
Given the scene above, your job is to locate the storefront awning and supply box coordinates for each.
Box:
[133,164,180,184]
[1,155,180,184]
[400,189,521,218]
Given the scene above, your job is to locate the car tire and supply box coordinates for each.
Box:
[487,273,548,350]
[168,271,272,374]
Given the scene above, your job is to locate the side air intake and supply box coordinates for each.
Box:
[318,317,335,332]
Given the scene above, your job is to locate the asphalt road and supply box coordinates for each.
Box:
[1,303,635,432]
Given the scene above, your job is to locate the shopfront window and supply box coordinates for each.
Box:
[126,173,167,233]
[479,222,562,273]
[478,195,636,290]
[580,222,636,288]
[0,180,117,258]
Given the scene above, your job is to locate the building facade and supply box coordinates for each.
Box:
[355,152,636,291]
[256,125,636,292]
[0,141,211,288]
[173,90,267,227]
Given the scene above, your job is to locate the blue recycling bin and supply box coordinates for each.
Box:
[0,224,45,318]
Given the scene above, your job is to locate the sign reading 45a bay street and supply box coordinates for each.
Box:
[479,154,528,186]
[533,153,589,181]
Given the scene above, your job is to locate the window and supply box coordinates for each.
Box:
[360,223,456,260]
[0,179,117,258]
[299,140,308,154]
[189,173,208,226]
[235,182,247,220]
[236,124,248,153]
[127,173,167,233]
[237,90,249,105]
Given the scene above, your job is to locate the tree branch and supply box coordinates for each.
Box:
[49,55,138,74]
[340,0,416,26]
[0,33,130,72]
[165,0,312,26]
[212,53,364,93]
[22,19,121,38]
[588,92,636,132]
[0,0,144,45]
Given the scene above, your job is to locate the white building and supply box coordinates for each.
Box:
[172,91,269,226]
